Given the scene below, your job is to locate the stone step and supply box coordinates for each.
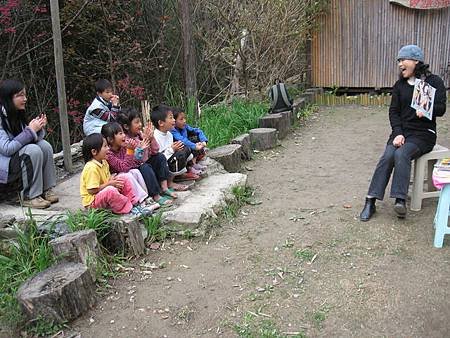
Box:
[162,172,247,226]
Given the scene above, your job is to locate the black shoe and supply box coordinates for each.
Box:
[360,197,376,221]
[394,198,407,218]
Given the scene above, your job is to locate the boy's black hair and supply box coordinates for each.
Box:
[171,107,184,120]
[116,108,141,133]
[82,133,104,162]
[101,122,123,145]
[95,79,113,93]
[150,104,172,129]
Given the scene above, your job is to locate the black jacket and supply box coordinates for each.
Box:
[388,74,447,153]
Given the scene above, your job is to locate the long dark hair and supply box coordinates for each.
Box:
[414,62,432,79]
[0,79,28,136]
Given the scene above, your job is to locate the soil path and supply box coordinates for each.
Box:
[73,105,450,338]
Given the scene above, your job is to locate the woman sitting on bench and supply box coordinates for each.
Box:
[360,45,447,221]
[0,79,58,209]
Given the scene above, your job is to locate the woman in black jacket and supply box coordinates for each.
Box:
[360,45,447,221]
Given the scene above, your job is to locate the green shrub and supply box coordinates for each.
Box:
[195,99,268,149]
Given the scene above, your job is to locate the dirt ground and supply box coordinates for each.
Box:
[71,104,450,338]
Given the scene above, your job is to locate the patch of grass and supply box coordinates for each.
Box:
[193,99,268,148]
[297,103,319,119]
[313,311,326,328]
[294,249,315,261]
[141,212,167,243]
[65,208,117,241]
[26,317,68,337]
[0,212,55,331]
[233,312,306,338]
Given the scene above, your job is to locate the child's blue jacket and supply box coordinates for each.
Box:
[171,124,208,150]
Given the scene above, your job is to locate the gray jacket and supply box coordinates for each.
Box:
[0,107,44,184]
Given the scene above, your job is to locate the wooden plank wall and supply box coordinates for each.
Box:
[311,0,450,88]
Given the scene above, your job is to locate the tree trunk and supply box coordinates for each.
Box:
[17,262,96,324]
[49,229,99,281]
[249,128,278,151]
[208,144,242,173]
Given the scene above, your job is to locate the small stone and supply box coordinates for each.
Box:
[110,320,115,324]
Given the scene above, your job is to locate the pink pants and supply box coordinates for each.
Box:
[124,169,148,203]
[91,175,138,214]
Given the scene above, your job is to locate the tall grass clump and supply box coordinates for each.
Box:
[0,214,55,328]
[65,209,117,241]
[196,99,268,148]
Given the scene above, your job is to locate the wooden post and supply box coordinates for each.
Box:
[179,0,198,121]
[50,0,73,172]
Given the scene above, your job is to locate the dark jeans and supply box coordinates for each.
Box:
[368,143,422,200]
[138,163,160,197]
[146,153,170,182]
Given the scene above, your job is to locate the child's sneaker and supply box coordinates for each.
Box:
[188,167,203,176]
[193,163,206,171]
[130,205,154,217]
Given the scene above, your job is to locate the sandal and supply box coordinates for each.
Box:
[162,188,177,199]
[170,183,189,191]
[155,195,173,207]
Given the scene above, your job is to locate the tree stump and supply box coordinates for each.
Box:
[249,128,278,151]
[49,230,99,281]
[259,113,289,139]
[300,91,315,104]
[17,262,96,324]
[111,217,146,257]
[231,133,251,160]
[208,144,242,173]
[279,110,294,126]
[293,97,306,116]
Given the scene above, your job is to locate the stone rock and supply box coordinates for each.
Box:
[207,144,242,173]
[49,229,99,281]
[38,218,71,239]
[163,173,247,226]
[249,128,278,151]
[0,213,16,229]
[231,133,252,160]
[259,114,289,139]
[17,262,96,324]
[198,157,226,176]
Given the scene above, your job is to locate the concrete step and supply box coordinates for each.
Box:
[163,172,247,226]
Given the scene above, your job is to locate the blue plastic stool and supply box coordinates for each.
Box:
[433,184,450,248]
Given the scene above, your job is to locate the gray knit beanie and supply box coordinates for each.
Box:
[397,45,424,63]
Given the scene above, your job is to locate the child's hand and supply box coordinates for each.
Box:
[124,138,138,150]
[143,123,154,140]
[140,138,151,150]
[195,142,204,150]
[111,95,120,106]
[172,141,184,151]
[108,175,124,190]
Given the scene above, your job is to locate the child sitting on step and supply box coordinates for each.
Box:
[80,133,153,216]
[116,108,175,203]
[151,104,196,192]
[83,79,120,136]
[101,121,171,207]
[171,107,208,175]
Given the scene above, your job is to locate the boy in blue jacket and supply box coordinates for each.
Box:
[171,107,208,173]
